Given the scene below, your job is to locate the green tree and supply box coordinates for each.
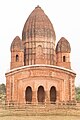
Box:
[0,83,6,95]
[75,86,80,101]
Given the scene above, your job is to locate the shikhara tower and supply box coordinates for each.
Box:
[6,6,76,104]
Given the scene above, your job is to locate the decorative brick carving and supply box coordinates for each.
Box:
[6,6,76,105]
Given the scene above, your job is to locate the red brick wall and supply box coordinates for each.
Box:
[6,65,76,104]
[56,52,71,69]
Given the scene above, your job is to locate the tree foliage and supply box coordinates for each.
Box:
[0,83,6,102]
[0,83,6,95]
[75,86,80,101]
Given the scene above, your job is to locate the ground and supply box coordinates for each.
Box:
[0,116,80,120]
[0,105,80,120]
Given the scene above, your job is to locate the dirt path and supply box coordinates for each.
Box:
[0,116,80,120]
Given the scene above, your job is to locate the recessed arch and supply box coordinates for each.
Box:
[63,56,66,62]
[36,45,43,56]
[50,86,56,103]
[37,86,45,103]
[16,54,19,62]
[25,86,32,103]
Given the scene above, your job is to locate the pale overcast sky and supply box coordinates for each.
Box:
[0,0,80,86]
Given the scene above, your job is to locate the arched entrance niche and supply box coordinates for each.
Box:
[37,86,45,103]
[50,86,56,103]
[25,86,32,103]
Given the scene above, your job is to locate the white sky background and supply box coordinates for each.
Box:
[0,0,80,86]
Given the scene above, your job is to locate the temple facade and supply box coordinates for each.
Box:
[6,6,76,104]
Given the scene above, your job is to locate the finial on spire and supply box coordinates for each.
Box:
[35,5,41,8]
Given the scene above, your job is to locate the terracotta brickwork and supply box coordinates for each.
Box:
[5,6,76,105]
[6,65,76,104]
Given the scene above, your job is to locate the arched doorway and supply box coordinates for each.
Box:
[37,86,45,103]
[50,86,56,103]
[25,86,32,103]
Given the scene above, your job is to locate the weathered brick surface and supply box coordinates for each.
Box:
[6,65,76,104]
[6,6,76,105]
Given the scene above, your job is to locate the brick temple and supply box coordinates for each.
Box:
[5,6,76,105]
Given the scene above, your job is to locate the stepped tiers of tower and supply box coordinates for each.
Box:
[6,6,76,105]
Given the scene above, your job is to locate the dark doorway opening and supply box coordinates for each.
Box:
[25,86,32,103]
[50,86,56,103]
[37,86,45,103]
